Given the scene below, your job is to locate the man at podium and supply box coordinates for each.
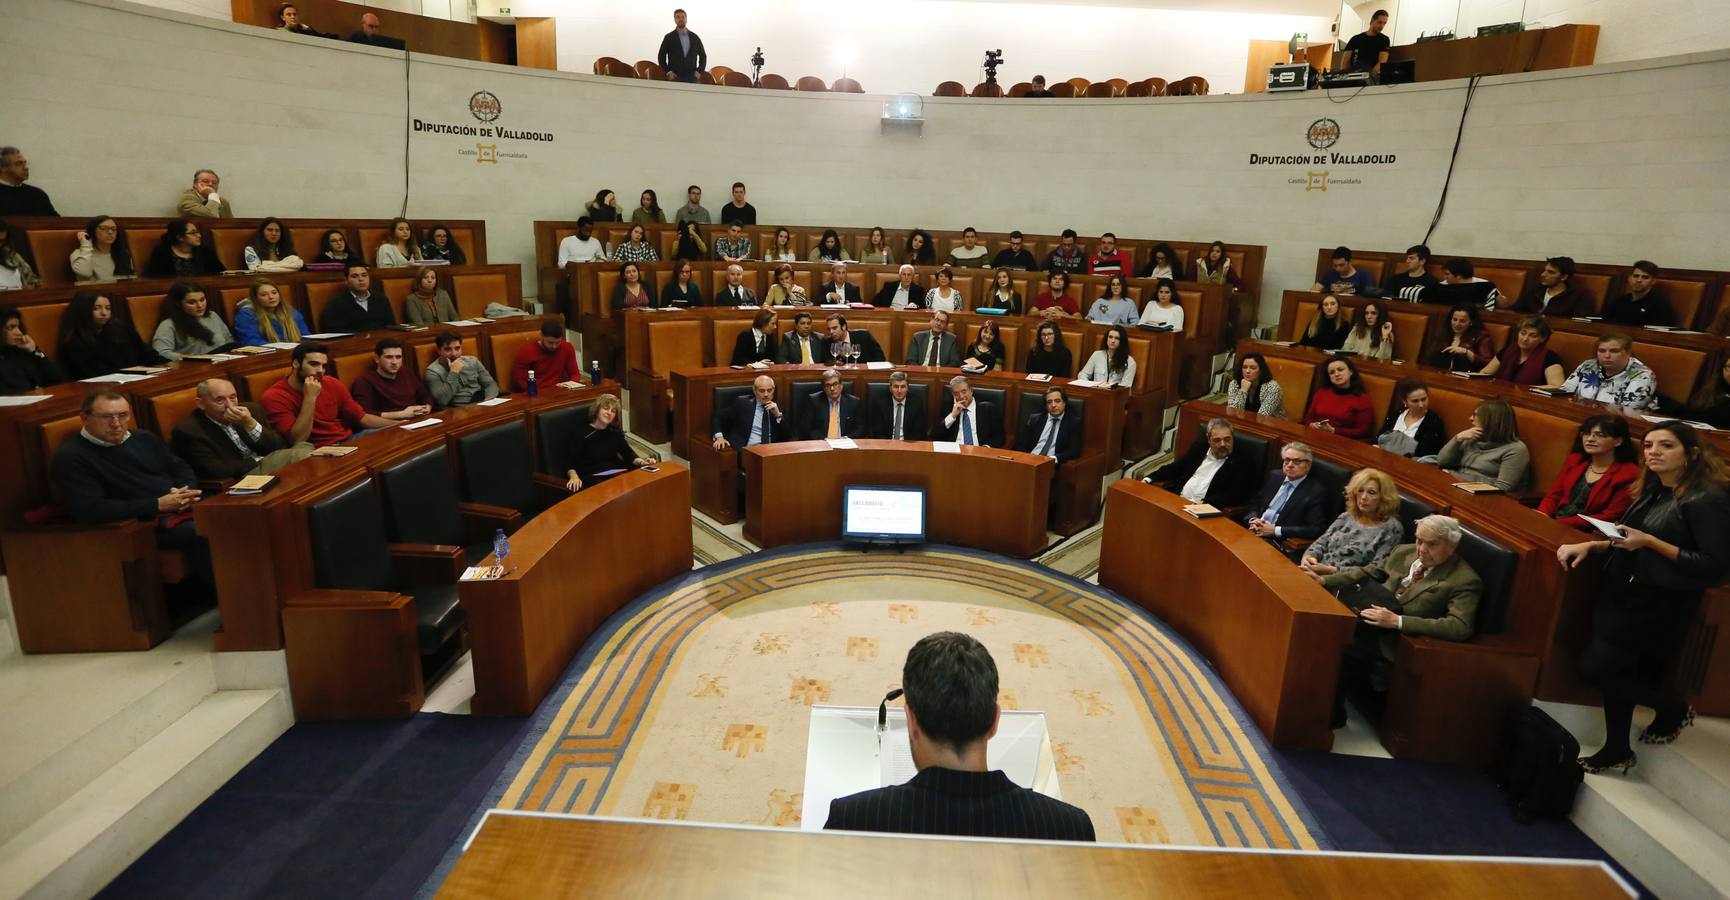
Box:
[823,632,1096,841]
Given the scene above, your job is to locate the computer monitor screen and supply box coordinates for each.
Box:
[842,485,926,541]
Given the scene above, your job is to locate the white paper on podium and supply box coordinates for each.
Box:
[800,705,1057,832]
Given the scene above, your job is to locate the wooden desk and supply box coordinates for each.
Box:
[459,465,692,716]
[439,812,1633,899]
[743,441,1054,557]
[1388,24,1599,84]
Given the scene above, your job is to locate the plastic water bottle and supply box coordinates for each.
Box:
[526,368,539,397]
[243,245,260,270]
[493,528,509,566]
[589,359,602,386]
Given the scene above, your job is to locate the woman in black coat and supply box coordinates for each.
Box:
[57,290,165,379]
[1558,421,1730,774]
[563,394,651,490]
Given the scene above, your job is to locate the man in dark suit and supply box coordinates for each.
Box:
[1145,418,1260,508]
[1015,387,1082,464]
[799,368,863,440]
[711,374,785,452]
[656,9,706,82]
[871,265,925,309]
[716,264,758,307]
[904,310,962,368]
[730,309,777,366]
[1512,256,1595,317]
[814,262,863,306]
[936,375,1003,448]
[866,372,928,441]
[823,313,885,363]
[1244,442,1330,542]
[777,311,826,365]
[319,264,395,333]
[172,377,311,480]
[825,631,1095,841]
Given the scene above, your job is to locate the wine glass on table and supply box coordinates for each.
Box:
[849,343,861,367]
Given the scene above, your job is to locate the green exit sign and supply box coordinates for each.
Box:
[499,6,510,12]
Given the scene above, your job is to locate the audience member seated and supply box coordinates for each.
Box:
[1318,515,1480,724]
[425,330,499,408]
[173,377,312,480]
[867,371,928,440]
[1562,332,1658,410]
[1438,258,1501,308]
[630,189,665,227]
[612,223,659,264]
[314,229,363,266]
[1512,256,1592,317]
[585,189,621,223]
[1023,75,1055,98]
[765,264,808,307]
[1136,242,1179,280]
[1031,272,1078,320]
[763,227,797,263]
[1135,278,1184,332]
[716,264,756,307]
[275,2,337,38]
[825,313,885,363]
[1144,417,1259,508]
[1436,399,1530,491]
[1427,304,1495,372]
[1601,260,1671,326]
[1077,325,1136,388]
[611,261,657,310]
[403,267,458,325]
[712,374,785,451]
[176,169,232,219]
[817,262,863,306]
[232,277,307,346]
[1383,244,1439,298]
[799,367,863,440]
[1685,357,1730,429]
[71,215,137,283]
[244,217,301,271]
[673,222,707,262]
[991,231,1036,271]
[320,264,395,333]
[981,269,1022,314]
[859,227,894,266]
[662,261,704,308]
[1297,294,1348,350]
[152,282,235,361]
[1480,315,1565,386]
[776,311,825,365]
[54,390,212,590]
[563,394,649,491]
[557,216,607,266]
[1227,352,1286,418]
[1245,442,1329,542]
[872,265,923,310]
[1299,468,1404,577]
[0,305,61,393]
[348,12,399,47]
[938,375,1003,448]
[57,291,162,379]
[0,146,58,216]
[731,309,777,366]
[1312,247,1377,296]
[512,320,579,391]
[351,338,433,419]
[1191,240,1238,287]
[375,217,424,269]
[1086,233,1128,275]
[1377,378,1446,459]
[1086,275,1137,325]
[1024,320,1073,378]
[824,631,1096,840]
[925,266,963,312]
[262,342,392,446]
[1338,299,1392,361]
[1305,357,1374,440]
[808,228,845,263]
[420,223,466,265]
[714,222,752,263]
[144,220,224,279]
[1015,386,1082,464]
[947,227,989,267]
[962,319,1006,372]
[1538,414,1639,531]
[674,185,711,225]
[0,220,40,290]
[720,182,755,225]
[905,310,961,368]
[905,230,937,266]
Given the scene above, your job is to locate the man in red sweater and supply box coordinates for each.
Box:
[261,342,394,447]
[1087,233,1129,275]
[350,338,433,419]
[510,320,579,392]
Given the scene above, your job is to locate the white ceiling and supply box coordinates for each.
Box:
[936,0,1341,13]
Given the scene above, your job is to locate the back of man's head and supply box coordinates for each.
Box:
[902,632,998,749]
[540,320,564,340]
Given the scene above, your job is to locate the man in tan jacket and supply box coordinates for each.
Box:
[176,169,233,218]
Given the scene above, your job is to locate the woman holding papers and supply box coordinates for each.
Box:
[564,394,650,491]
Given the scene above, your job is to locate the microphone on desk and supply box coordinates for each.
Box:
[877,688,904,732]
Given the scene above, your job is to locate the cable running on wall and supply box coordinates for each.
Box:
[1421,73,1483,245]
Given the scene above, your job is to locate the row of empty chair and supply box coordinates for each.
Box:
[590,57,865,92]
[938,76,1210,98]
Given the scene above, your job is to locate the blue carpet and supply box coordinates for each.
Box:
[98,713,530,900]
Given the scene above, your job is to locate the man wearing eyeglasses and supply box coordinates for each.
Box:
[1244,442,1330,542]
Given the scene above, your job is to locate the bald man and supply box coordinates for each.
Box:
[349,12,399,47]
[171,378,312,480]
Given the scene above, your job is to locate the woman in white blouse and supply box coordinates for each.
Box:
[925,266,962,312]
[1077,324,1138,388]
[1137,278,1185,332]
[859,227,894,265]
[763,228,797,263]
[375,217,424,268]
[71,215,136,282]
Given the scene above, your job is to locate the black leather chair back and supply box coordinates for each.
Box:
[457,420,538,512]
[1233,432,1271,470]
[307,478,396,593]
[1016,389,1085,432]
[971,386,1008,437]
[1396,494,1434,542]
[865,381,938,433]
[1307,456,1351,521]
[1453,525,1517,635]
[535,402,596,475]
[790,378,828,409]
[712,383,756,432]
[377,446,464,546]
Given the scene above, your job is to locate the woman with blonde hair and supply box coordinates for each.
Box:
[1300,468,1404,574]
[563,394,652,491]
[233,278,307,345]
[375,217,424,268]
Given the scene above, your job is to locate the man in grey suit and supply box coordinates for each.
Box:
[905,309,962,368]
[716,264,757,307]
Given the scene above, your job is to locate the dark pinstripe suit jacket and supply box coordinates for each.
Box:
[823,767,1095,842]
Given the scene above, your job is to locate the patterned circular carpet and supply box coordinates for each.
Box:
[486,544,1323,849]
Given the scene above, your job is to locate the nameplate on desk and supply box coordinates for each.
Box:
[1452,481,1503,494]
[931,441,961,454]
[825,438,858,449]
[747,361,772,369]
[460,565,506,581]
[311,445,359,457]
[476,397,513,407]
[1024,373,1052,382]
[227,474,276,495]
[865,361,894,370]
[1183,504,1225,518]
[400,418,443,431]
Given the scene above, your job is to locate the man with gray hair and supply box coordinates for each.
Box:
[1244,441,1329,541]
[937,375,1002,448]
[172,377,313,480]
[799,367,862,441]
[0,146,58,216]
[1144,417,1259,507]
[176,169,233,219]
[867,371,928,441]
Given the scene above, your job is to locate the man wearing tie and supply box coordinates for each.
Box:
[816,262,863,305]
[777,311,824,365]
[730,309,777,366]
[1244,442,1330,542]
[1015,387,1082,464]
[718,264,758,307]
[867,371,929,441]
[824,313,886,363]
[905,310,962,368]
[800,368,863,440]
[938,376,1003,448]
[712,374,785,453]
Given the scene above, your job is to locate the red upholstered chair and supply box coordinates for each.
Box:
[795,76,828,92]
[722,71,753,88]
[1006,82,1032,97]
[634,60,665,80]
[831,77,864,93]
[758,73,791,90]
[934,81,966,97]
[1048,82,1077,98]
[1066,77,1091,94]
[599,59,637,78]
[710,65,734,80]
[696,70,716,85]
[1083,82,1116,98]
[971,82,1004,98]
[1146,77,1168,96]
[1124,80,1152,97]
[1106,78,1129,95]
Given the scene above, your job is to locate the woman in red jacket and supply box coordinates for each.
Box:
[1539,414,1641,530]
[1304,357,1375,440]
